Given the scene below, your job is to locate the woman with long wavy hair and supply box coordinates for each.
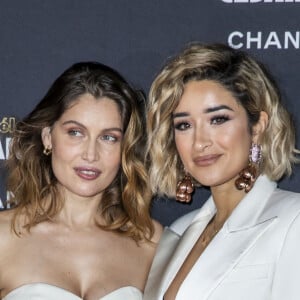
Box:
[0,62,162,300]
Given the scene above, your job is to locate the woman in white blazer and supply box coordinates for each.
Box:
[144,43,300,300]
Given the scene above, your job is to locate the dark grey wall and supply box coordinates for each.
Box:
[1,0,299,225]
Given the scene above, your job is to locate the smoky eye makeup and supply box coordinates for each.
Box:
[173,121,191,131]
[210,114,231,125]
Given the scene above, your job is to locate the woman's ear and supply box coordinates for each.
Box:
[41,127,52,149]
[252,111,269,143]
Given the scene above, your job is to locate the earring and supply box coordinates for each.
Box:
[176,173,194,203]
[235,143,262,193]
[43,146,52,156]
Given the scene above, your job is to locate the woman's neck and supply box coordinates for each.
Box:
[54,188,104,229]
[210,180,246,224]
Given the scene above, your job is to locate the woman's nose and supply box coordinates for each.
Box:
[82,139,100,162]
[193,128,212,152]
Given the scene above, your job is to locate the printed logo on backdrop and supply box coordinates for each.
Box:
[228,31,300,49]
[222,0,300,3]
[0,116,16,209]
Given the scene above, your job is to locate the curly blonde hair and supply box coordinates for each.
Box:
[146,43,299,198]
[7,62,153,241]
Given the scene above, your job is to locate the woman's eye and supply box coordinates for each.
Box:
[174,122,191,131]
[101,135,118,142]
[68,129,83,136]
[211,115,230,125]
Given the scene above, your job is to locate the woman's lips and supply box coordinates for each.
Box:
[193,154,221,167]
[74,167,101,180]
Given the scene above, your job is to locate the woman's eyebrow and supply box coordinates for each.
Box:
[172,112,189,119]
[62,120,85,127]
[62,120,123,133]
[172,105,234,119]
[204,105,234,113]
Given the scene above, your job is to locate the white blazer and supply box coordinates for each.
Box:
[144,176,300,300]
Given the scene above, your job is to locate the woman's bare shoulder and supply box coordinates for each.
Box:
[0,210,18,265]
[0,209,19,244]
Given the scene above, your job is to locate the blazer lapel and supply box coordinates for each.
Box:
[159,200,216,298]
[176,175,278,299]
[144,200,216,300]
[143,227,180,300]
[145,176,278,300]
[176,217,276,299]
[161,217,210,289]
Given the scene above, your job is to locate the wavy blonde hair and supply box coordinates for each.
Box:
[146,43,299,198]
[7,62,153,242]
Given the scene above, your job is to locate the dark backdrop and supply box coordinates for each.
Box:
[0,0,299,225]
